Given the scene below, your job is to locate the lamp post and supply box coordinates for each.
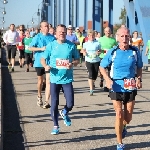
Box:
[1,0,8,4]
[37,0,49,27]
[0,16,5,23]
[0,7,6,15]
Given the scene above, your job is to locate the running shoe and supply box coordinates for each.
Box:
[104,87,109,92]
[59,110,71,126]
[51,126,60,135]
[37,96,43,106]
[11,67,14,72]
[117,144,125,150]
[25,69,29,72]
[90,90,93,96]
[8,63,12,70]
[43,101,50,109]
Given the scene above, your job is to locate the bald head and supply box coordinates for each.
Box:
[117,27,130,35]
[104,27,111,37]
[117,27,130,49]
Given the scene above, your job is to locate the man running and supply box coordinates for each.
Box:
[100,27,142,150]
[3,24,20,72]
[29,21,55,108]
[41,24,79,134]
[98,27,117,91]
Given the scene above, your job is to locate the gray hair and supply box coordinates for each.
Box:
[116,27,130,35]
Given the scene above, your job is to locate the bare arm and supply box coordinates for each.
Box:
[137,68,142,79]
[99,66,113,89]
[72,59,79,66]
[41,57,50,71]
[29,46,46,52]
[3,32,8,44]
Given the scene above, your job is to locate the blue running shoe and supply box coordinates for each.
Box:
[122,125,127,139]
[90,90,93,96]
[51,126,60,135]
[60,110,71,126]
[117,144,125,150]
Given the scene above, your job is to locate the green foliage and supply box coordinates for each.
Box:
[119,6,127,25]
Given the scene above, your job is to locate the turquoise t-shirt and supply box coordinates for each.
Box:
[83,40,101,63]
[29,33,56,67]
[42,40,79,84]
[100,47,143,92]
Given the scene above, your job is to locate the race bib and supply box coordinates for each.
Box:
[88,53,97,60]
[19,42,22,46]
[8,37,14,43]
[124,78,136,90]
[56,59,69,69]
[25,45,29,50]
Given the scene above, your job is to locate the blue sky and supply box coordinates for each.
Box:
[1,0,124,29]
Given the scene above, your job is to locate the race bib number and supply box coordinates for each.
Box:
[124,78,136,90]
[89,53,97,60]
[56,59,69,69]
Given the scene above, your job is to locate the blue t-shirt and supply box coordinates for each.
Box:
[42,40,79,84]
[29,33,56,67]
[83,40,101,63]
[66,34,78,43]
[100,46,143,92]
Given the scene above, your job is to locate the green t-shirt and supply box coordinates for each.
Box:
[147,40,150,59]
[23,37,33,53]
[98,36,117,58]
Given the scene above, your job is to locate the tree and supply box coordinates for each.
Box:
[119,6,127,25]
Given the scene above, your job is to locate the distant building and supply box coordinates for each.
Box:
[41,0,113,32]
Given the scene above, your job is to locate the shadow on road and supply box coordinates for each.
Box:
[1,48,26,150]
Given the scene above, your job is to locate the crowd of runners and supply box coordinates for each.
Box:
[1,21,145,150]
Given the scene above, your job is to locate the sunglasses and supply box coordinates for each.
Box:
[68,28,73,30]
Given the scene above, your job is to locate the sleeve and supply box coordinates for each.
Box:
[136,49,143,68]
[100,50,112,68]
[41,43,52,59]
[29,35,38,47]
[74,35,79,42]
[3,31,8,43]
[146,41,149,46]
[16,32,20,44]
[97,42,101,50]
[83,42,86,49]
[72,44,80,59]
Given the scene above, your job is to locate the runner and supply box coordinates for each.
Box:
[23,30,33,72]
[17,30,25,68]
[29,21,55,108]
[131,31,143,50]
[100,27,142,150]
[77,31,85,67]
[145,39,150,64]
[98,27,117,91]
[3,24,20,72]
[41,24,79,134]
[66,25,79,45]
[82,29,101,95]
